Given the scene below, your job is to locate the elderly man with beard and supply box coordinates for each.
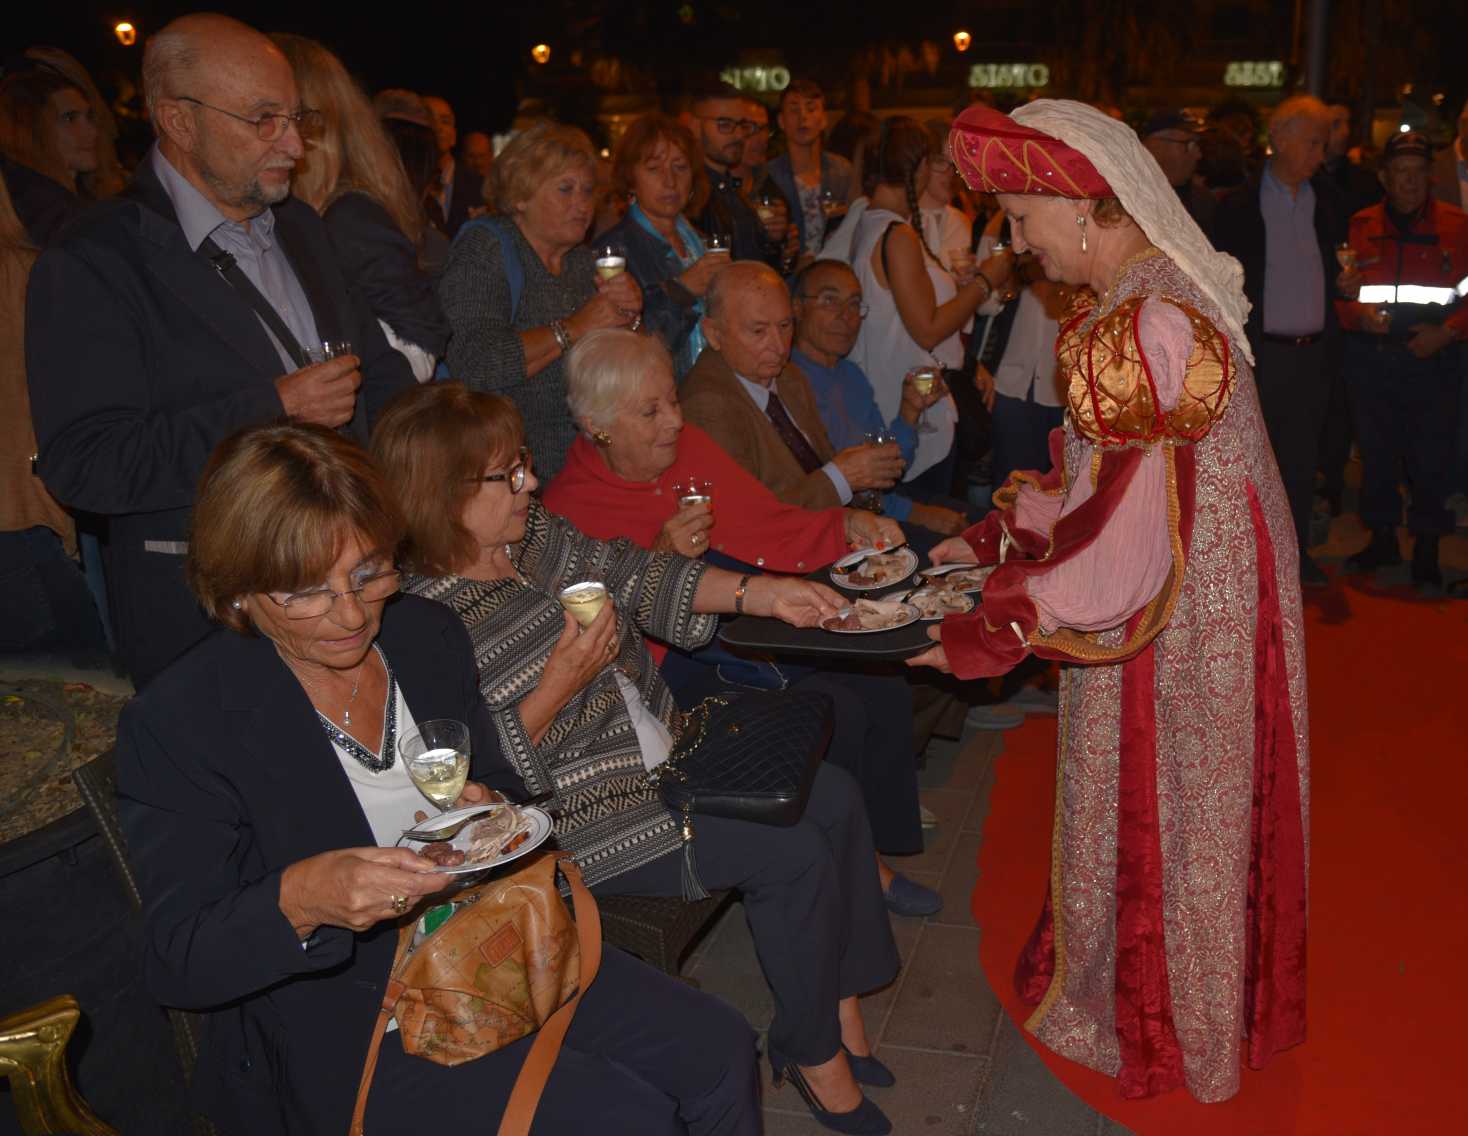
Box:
[25,12,412,685]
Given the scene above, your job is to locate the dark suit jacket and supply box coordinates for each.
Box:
[0,154,84,247]
[431,157,486,239]
[25,158,414,684]
[324,191,449,356]
[680,347,842,510]
[115,595,528,1136]
[1213,168,1349,345]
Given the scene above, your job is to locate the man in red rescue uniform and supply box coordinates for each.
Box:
[1337,131,1468,592]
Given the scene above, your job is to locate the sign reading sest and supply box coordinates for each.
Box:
[968,63,1050,89]
[1224,61,1285,88]
[721,66,791,92]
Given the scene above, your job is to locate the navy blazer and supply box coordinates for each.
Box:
[115,595,528,1135]
[24,158,414,683]
[1213,169,1349,344]
[763,151,856,254]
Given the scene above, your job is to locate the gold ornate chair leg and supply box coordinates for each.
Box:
[0,995,118,1135]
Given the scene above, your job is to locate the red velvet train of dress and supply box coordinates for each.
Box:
[941,251,1309,1102]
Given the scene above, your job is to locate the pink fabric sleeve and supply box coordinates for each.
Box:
[1024,298,1193,633]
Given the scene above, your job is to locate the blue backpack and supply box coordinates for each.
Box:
[433,215,524,380]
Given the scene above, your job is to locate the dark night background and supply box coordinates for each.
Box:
[6,2,1465,146]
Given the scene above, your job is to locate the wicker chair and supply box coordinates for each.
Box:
[71,751,217,1136]
[596,891,734,975]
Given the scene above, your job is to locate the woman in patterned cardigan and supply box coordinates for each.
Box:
[374,383,904,1135]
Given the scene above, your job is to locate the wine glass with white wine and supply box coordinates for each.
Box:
[399,719,471,814]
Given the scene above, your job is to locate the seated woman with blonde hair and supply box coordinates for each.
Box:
[373,383,905,1135]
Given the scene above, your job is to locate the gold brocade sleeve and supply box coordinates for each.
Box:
[1057,296,1234,450]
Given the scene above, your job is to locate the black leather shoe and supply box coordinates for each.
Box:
[768,1046,893,1135]
[1345,527,1401,573]
[842,1044,896,1088]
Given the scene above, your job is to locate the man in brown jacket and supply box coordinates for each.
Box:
[681,261,904,509]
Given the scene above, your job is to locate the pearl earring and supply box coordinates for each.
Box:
[1076,214,1088,254]
[231,600,243,610]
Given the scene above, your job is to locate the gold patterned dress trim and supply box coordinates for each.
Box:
[1057,296,1235,451]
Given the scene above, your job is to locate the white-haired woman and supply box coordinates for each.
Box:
[910,101,1309,1105]
[437,122,644,477]
[543,329,942,920]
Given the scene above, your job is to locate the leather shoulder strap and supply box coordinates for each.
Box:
[497,855,602,1136]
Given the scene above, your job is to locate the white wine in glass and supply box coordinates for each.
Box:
[558,581,609,628]
[400,719,471,813]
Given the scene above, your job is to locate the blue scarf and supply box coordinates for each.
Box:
[630,203,708,376]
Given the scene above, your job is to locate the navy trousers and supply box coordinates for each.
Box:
[364,946,760,1134]
[593,764,900,1068]
[990,391,1064,488]
[1346,338,1461,535]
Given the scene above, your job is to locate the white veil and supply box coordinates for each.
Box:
[1011,100,1254,364]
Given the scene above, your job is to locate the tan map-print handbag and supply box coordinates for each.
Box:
[349,851,601,1136]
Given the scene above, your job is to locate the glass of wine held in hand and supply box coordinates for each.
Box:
[400,718,471,814]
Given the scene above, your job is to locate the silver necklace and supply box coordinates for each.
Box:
[286,650,369,727]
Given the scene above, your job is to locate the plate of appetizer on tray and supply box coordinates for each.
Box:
[820,598,921,634]
[830,547,919,590]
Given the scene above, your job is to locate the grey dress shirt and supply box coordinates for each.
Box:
[1260,163,1326,336]
[151,146,321,368]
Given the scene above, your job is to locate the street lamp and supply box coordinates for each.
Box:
[531,43,551,65]
[114,21,138,46]
[953,30,972,53]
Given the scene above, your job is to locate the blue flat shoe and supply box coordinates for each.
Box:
[841,1044,896,1088]
[767,1046,892,1135]
[883,873,942,918]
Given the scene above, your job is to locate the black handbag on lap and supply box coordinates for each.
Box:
[650,690,834,898]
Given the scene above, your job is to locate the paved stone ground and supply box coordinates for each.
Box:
[680,724,1135,1136]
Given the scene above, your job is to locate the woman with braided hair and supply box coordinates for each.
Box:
[844,115,1013,488]
[908,101,1309,1104]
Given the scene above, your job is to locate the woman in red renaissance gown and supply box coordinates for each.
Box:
[906,101,1308,1103]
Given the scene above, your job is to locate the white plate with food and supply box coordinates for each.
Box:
[821,598,920,634]
[919,565,990,593]
[905,587,976,620]
[831,547,919,590]
[408,804,553,876]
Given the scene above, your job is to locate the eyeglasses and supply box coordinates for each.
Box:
[467,447,532,493]
[266,568,401,620]
[798,294,869,318]
[697,115,758,137]
[176,95,324,142]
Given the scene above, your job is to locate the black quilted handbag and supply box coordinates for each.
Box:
[650,690,834,898]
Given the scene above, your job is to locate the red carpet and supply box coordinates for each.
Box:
[971,581,1468,1135]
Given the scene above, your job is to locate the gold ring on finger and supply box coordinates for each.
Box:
[390,894,410,915]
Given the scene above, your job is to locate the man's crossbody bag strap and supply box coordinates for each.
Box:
[199,235,311,369]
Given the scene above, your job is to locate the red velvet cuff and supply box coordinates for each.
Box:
[940,561,1040,679]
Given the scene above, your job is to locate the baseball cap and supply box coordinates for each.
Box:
[1382,130,1431,163]
[1141,109,1202,139]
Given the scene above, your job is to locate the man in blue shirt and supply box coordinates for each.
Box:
[791,260,969,535]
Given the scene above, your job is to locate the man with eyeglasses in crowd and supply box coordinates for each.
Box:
[1139,108,1215,240]
[790,260,969,535]
[682,80,794,271]
[765,79,856,258]
[25,12,413,685]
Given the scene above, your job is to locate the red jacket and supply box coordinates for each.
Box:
[1335,198,1468,338]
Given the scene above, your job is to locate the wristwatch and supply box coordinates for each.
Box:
[733,574,754,614]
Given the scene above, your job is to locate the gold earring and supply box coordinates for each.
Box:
[1076,214,1088,254]
[593,430,612,446]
